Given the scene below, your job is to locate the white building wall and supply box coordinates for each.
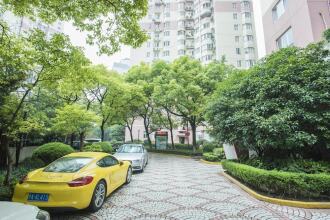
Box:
[130,0,258,68]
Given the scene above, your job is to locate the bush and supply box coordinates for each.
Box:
[222,160,330,200]
[146,147,202,156]
[174,143,193,150]
[83,142,113,153]
[242,158,330,174]
[202,142,221,152]
[32,142,74,164]
[202,153,219,162]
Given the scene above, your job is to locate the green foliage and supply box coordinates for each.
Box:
[202,142,221,152]
[222,160,330,200]
[52,104,99,135]
[242,158,330,174]
[1,0,148,55]
[206,43,330,159]
[32,142,74,164]
[202,148,225,162]
[174,143,193,150]
[83,142,113,153]
[202,153,219,162]
[324,28,330,42]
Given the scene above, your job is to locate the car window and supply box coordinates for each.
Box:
[117,144,143,153]
[44,157,92,173]
[97,156,119,167]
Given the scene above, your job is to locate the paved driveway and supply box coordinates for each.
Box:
[53,153,330,220]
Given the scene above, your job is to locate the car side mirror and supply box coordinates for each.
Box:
[120,161,124,166]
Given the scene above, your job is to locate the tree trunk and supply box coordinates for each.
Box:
[100,121,105,142]
[126,123,133,142]
[79,132,85,151]
[15,134,24,167]
[166,111,174,149]
[190,121,197,152]
[70,133,75,147]
[143,117,152,147]
[3,135,12,186]
[0,130,7,168]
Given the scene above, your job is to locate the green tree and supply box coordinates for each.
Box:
[52,104,99,151]
[0,30,88,184]
[1,0,148,55]
[206,43,330,160]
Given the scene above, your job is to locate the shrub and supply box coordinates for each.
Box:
[202,142,220,152]
[242,158,330,174]
[222,160,330,200]
[83,142,113,153]
[146,147,203,156]
[32,142,74,164]
[203,153,219,162]
[174,143,193,150]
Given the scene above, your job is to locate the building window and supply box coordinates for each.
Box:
[244,12,251,18]
[178,49,185,55]
[164,31,170,36]
[242,1,250,9]
[272,0,287,21]
[243,23,252,30]
[203,22,210,29]
[147,52,150,57]
[233,13,238,20]
[244,35,254,41]
[236,48,241,54]
[163,50,170,56]
[154,52,159,57]
[147,42,151,47]
[276,27,293,49]
[246,59,255,67]
[165,12,170,17]
[237,60,241,67]
[245,47,255,54]
[235,36,240,43]
[234,24,239,31]
[164,22,170,28]
[164,41,170,46]
[232,2,237,9]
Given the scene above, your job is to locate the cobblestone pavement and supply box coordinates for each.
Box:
[53,153,330,220]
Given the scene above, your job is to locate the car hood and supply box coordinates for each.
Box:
[0,202,39,220]
[113,153,143,161]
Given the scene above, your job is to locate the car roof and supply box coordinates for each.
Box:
[64,152,110,159]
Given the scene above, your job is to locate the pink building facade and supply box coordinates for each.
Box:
[124,118,211,145]
[262,0,330,55]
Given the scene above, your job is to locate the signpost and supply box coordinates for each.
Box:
[155,131,168,150]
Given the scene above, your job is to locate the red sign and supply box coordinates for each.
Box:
[155,131,168,136]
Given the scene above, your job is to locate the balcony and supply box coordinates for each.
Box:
[200,7,212,18]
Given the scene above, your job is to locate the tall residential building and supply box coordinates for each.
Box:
[130,0,258,69]
[261,0,330,55]
[1,11,64,38]
[112,58,132,74]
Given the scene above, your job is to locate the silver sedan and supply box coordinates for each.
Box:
[113,144,148,172]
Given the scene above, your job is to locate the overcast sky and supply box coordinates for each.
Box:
[63,0,265,68]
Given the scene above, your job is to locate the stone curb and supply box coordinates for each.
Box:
[199,159,222,165]
[221,171,330,209]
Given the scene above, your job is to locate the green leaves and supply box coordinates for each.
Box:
[206,42,330,159]
[1,0,148,55]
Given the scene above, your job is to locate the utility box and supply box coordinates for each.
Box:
[155,131,168,150]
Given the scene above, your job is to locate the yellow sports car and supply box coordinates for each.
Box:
[12,152,132,211]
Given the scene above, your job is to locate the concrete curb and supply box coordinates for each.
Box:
[149,152,192,159]
[221,172,330,209]
[200,159,221,165]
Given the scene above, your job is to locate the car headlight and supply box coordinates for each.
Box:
[36,210,50,220]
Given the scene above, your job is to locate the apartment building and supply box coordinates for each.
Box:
[261,0,330,55]
[130,0,258,69]
[1,11,64,38]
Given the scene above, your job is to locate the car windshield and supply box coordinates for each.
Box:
[43,157,93,173]
[117,145,143,153]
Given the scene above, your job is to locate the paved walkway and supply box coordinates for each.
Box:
[53,153,330,220]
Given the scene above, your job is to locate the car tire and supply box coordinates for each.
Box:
[125,166,132,184]
[88,180,107,212]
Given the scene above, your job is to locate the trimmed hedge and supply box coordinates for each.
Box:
[32,142,74,164]
[83,142,113,153]
[203,153,219,162]
[202,148,225,162]
[222,160,330,200]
